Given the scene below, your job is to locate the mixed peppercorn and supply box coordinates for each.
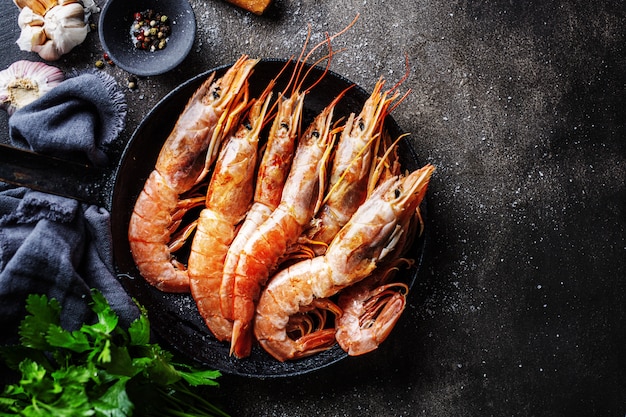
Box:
[130,9,171,52]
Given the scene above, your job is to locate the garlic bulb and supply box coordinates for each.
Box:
[14,0,91,61]
[0,60,64,115]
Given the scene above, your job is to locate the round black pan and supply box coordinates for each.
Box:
[109,59,427,377]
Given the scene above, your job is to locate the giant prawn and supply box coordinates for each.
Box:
[128,56,257,293]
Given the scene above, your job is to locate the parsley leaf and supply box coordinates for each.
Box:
[128,314,150,347]
[19,294,61,351]
[0,290,229,417]
[46,325,91,353]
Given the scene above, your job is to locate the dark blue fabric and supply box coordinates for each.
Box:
[8,71,127,167]
[0,70,138,346]
[0,187,140,345]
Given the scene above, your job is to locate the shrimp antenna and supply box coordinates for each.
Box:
[273,26,324,101]
[388,88,411,114]
[383,54,412,114]
[368,133,408,196]
[288,13,360,97]
[302,12,359,64]
[388,53,411,94]
[283,24,313,94]
[297,36,334,95]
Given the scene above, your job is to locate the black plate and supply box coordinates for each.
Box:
[110,59,426,377]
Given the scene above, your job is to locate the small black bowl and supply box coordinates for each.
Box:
[98,0,196,76]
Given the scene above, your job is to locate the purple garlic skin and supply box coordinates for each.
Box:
[0,60,64,115]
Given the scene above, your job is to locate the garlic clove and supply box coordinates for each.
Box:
[0,60,64,115]
[17,6,45,28]
[42,26,89,59]
[41,4,88,58]
[31,39,63,61]
[44,3,86,30]
[13,0,59,17]
[16,23,47,51]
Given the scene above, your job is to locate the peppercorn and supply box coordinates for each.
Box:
[95,60,105,69]
[103,52,114,65]
[127,76,138,90]
[131,9,171,51]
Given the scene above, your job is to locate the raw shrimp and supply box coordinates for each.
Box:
[230,96,342,358]
[187,89,273,341]
[219,91,305,320]
[128,56,257,293]
[305,78,397,254]
[254,164,434,361]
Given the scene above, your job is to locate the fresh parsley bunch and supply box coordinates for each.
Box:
[0,290,230,417]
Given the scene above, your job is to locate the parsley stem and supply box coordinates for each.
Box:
[157,383,231,417]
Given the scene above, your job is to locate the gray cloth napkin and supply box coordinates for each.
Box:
[0,187,139,344]
[0,70,138,346]
[8,70,127,167]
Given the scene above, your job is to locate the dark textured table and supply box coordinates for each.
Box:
[1,1,625,416]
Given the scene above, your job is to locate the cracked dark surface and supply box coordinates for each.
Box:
[1,1,625,415]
